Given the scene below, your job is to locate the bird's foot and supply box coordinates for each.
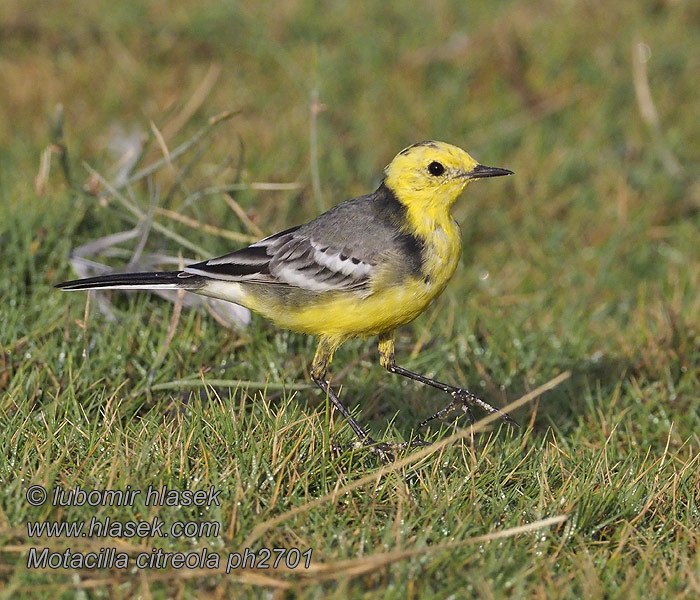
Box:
[332,436,430,463]
[364,439,396,463]
[418,397,471,429]
[331,437,395,463]
[389,437,431,453]
[418,388,518,430]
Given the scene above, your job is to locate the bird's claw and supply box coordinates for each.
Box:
[389,437,431,453]
[331,436,431,463]
[331,438,395,462]
[418,387,518,430]
[366,440,395,463]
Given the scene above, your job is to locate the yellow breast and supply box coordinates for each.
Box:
[420,218,462,296]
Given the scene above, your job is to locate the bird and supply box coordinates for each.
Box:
[57,141,516,461]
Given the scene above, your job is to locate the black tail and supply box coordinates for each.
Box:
[55,271,206,291]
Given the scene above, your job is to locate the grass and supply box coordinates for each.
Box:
[1,0,699,597]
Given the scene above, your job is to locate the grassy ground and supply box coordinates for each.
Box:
[1,0,699,597]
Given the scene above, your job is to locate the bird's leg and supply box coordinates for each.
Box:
[378,332,518,431]
[311,338,395,462]
[376,333,429,448]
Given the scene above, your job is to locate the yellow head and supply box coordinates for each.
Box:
[384,141,512,211]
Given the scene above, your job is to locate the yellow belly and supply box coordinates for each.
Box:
[259,279,435,337]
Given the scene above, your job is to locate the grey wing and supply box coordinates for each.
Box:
[183,224,377,293]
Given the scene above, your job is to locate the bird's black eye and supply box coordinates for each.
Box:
[428,161,445,176]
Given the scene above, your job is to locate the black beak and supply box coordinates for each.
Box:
[466,164,514,179]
